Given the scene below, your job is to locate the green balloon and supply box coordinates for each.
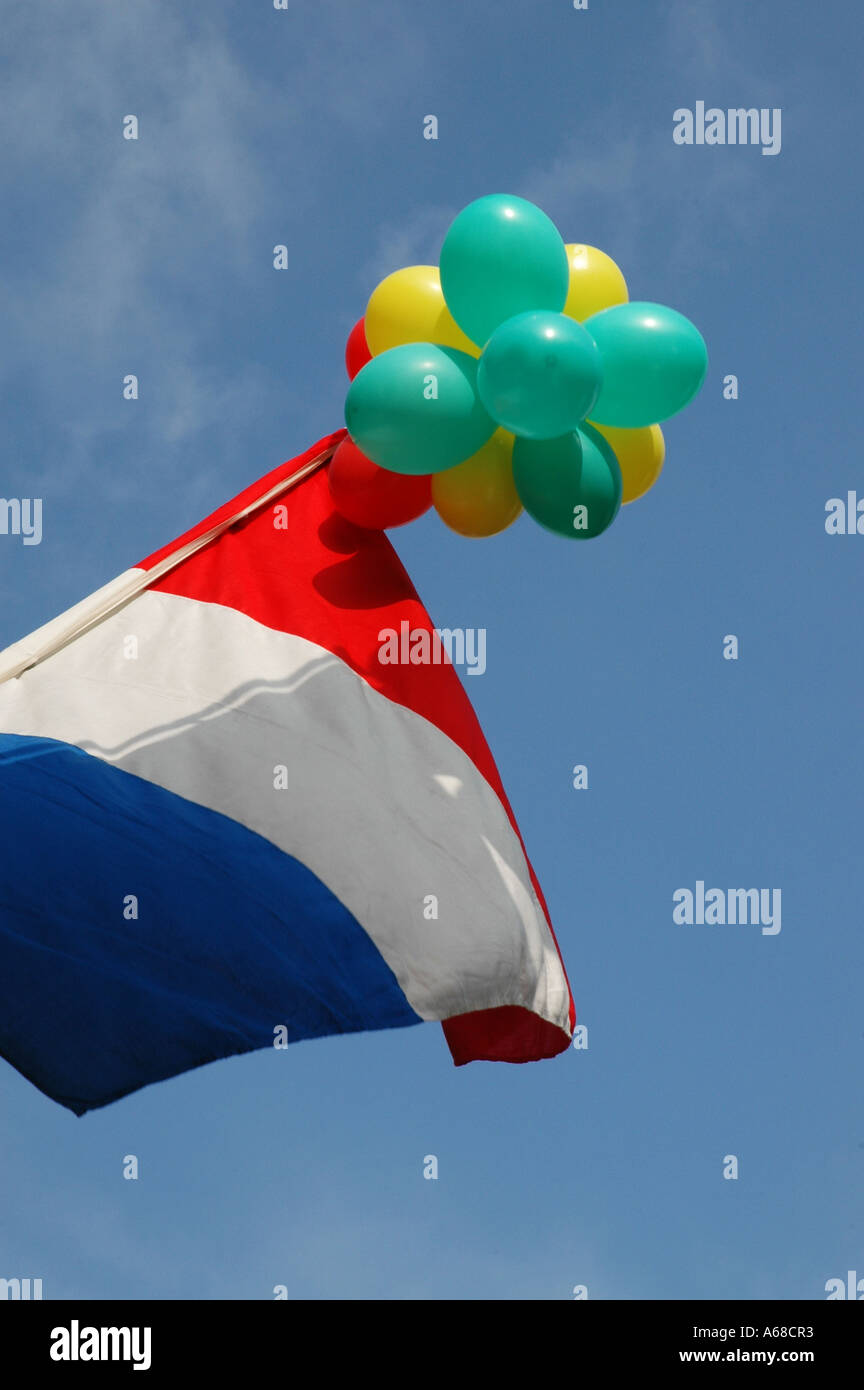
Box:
[512,425,622,539]
[440,194,570,349]
[344,343,495,475]
[477,311,602,439]
[585,301,708,427]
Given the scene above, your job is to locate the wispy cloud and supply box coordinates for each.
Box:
[664,0,784,97]
[352,0,784,313]
[360,202,459,288]
[0,1,429,498]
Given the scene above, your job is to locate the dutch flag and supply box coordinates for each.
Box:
[0,432,574,1115]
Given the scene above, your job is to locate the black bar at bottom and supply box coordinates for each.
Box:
[1,1298,858,1376]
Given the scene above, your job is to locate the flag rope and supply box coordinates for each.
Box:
[0,443,336,685]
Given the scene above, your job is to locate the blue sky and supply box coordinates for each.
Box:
[1,0,861,1299]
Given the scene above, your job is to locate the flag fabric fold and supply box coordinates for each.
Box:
[0,431,573,1114]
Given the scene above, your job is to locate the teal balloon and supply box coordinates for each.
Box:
[439,194,570,348]
[512,424,622,539]
[585,301,708,427]
[344,343,495,475]
[477,311,602,439]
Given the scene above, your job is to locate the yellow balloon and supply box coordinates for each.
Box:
[432,429,522,538]
[563,244,629,322]
[365,265,479,357]
[589,422,665,504]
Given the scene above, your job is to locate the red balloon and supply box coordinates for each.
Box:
[328,438,432,530]
[345,318,372,380]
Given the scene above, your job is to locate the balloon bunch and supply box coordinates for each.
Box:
[331,195,708,540]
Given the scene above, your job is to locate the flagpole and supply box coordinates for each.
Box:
[0,442,337,686]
